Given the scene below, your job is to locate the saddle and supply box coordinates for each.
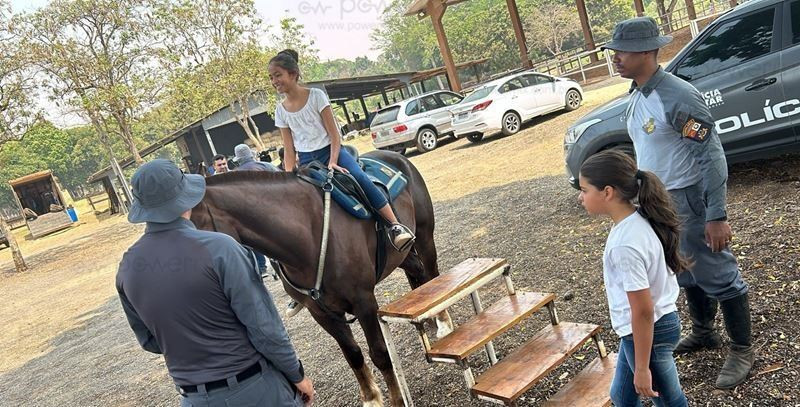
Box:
[298,146,408,220]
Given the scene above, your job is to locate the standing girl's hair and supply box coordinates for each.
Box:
[580,150,690,274]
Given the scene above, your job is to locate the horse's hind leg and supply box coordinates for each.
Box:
[355,295,407,407]
[308,308,383,406]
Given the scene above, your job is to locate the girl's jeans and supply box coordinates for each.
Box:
[611,311,688,406]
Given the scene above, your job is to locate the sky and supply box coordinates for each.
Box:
[9,0,387,126]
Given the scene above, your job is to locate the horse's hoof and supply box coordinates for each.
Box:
[436,323,453,339]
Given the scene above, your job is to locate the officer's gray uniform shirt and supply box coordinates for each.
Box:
[625,66,729,221]
[116,218,302,386]
[625,67,747,300]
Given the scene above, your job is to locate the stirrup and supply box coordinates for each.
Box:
[388,224,415,252]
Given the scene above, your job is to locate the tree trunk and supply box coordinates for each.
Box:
[655,0,672,33]
[114,112,143,165]
[0,217,27,272]
[231,99,263,151]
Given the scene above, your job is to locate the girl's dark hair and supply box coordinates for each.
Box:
[580,150,691,274]
[270,49,300,79]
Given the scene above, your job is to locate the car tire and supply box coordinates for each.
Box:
[565,89,582,111]
[415,128,438,153]
[501,111,521,136]
[466,133,484,143]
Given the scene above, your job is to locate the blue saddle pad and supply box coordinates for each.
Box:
[306,157,408,219]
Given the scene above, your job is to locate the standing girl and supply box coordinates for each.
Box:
[268,49,414,249]
[579,150,689,406]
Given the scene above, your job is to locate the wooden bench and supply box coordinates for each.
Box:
[471,322,603,406]
[544,353,617,406]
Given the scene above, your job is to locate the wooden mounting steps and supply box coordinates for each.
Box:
[543,353,617,406]
[470,322,602,405]
[379,258,508,321]
[427,291,555,363]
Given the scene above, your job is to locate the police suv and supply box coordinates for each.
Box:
[564,0,799,188]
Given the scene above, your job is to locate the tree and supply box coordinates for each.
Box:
[20,0,162,166]
[0,0,37,272]
[586,0,636,43]
[152,0,271,150]
[527,0,581,56]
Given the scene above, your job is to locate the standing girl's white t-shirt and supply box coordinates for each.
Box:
[603,210,679,337]
[274,88,332,152]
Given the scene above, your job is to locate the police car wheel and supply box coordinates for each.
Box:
[501,112,521,136]
[565,89,582,111]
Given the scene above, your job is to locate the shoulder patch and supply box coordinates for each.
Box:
[682,117,712,143]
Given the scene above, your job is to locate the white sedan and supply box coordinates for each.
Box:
[451,72,583,142]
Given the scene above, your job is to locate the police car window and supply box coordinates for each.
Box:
[792,0,800,44]
[675,8,775,80]
[499,78,525,93]
[405,100,419,116]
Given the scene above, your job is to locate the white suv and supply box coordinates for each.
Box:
[370,90,464,154]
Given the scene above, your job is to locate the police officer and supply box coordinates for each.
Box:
[602,17,754,389]
[116,159,314,406]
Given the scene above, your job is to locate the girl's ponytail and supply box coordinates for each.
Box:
[580,150,691,274]
[637,170,691,274]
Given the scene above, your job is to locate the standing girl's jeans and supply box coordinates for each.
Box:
[297,144,389,210]
[610,311,688,407]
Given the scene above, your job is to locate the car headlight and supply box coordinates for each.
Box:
[565,118,601,144]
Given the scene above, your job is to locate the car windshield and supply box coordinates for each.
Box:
[371,106,400,127]
[462,86,495,103]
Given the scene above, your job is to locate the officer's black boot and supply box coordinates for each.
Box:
[716,292,755,389]
[675,286,723,354]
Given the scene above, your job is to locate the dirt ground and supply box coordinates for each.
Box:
[1,77,799,406]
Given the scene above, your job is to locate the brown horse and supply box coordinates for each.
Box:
[190,150,452,406]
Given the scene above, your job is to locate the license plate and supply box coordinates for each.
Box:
[455,112,469,122]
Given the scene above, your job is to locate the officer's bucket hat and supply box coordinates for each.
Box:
[127,159,206,224]
[601,17,673,52]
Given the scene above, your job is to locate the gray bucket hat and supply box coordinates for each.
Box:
[127,159,206,224]
[602,17,673,52]
[233,143,255,162]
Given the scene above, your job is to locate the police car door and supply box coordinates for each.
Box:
[784,0,800,139]
[671,5,791,156]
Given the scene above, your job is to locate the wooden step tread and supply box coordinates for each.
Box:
[427,291,555,362]
[470,322,602,404]
[378,258,507,320]
[543,353,618,407]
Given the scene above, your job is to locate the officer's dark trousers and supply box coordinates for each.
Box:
[669,183,748,299]
[178,359,303,407]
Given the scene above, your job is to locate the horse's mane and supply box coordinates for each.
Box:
[205,170,295,186]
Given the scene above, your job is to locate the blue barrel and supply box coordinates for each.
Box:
[66,207,78,222]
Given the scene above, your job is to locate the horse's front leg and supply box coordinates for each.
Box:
[306,304,384,406]
[356,295,406,406]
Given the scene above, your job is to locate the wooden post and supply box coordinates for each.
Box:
[340,102,352,124]
[634,0,645,16]
[575,0,598,63]
[472,64,481,82]
[420,80,427,92]
[426,1,461,91]
[685,0,697,20]
[0,218,26,272]
[399,87,405,99]
[358,96,369,119]
[506,0,532,69]
[381,88,390,105]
